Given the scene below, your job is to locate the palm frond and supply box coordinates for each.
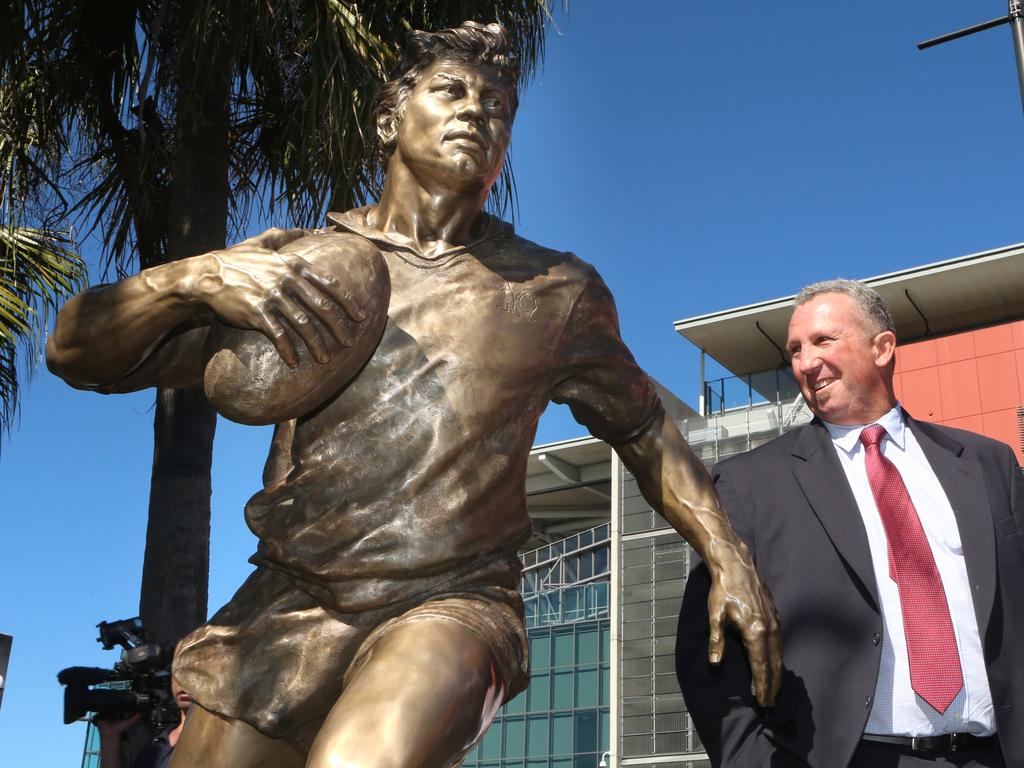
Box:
[0,222,84,437]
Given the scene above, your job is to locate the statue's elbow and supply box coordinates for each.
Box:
[45,326,95,389]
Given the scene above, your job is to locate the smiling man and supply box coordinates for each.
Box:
[48,22,780,768]
[677,279,1024,767]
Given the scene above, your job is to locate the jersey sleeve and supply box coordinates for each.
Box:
[550,270,662,445]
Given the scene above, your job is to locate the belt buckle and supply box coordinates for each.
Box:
[909,735,948,753]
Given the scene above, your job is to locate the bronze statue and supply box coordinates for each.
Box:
[48,22,781,768]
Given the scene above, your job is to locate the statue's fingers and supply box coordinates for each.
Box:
[299,264,367,323]
[742,615,775,707]
[286,278,356,348]
[256,309,300,368]
[707,596,725,665]
[281,302,330,365]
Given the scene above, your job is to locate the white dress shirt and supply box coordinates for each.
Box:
[823,406,995,737]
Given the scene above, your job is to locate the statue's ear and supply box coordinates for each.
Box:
[376,108,399,152]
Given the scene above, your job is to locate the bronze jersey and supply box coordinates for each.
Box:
[246,207,661,612]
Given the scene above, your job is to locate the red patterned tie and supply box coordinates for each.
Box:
[859,425,963,714]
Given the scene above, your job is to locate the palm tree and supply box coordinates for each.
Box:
[5,0,554,647]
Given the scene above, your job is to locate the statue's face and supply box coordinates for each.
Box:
[394,59,512,191]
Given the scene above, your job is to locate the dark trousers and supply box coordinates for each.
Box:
[849,739,1005,768]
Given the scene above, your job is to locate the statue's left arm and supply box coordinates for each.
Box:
[614,412,781,707]
[551,267,780,707]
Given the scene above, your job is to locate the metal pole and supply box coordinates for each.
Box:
[1011,0,1024,114]
[917,15,1010,50]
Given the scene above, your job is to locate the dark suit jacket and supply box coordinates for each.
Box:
[676,414,1024,767]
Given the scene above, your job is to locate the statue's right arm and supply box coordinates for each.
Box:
[46,258,216,392]
[47,227,368,392]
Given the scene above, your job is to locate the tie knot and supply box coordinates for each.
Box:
[860,424,887,449]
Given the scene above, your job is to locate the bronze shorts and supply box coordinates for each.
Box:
[174,556,529,749]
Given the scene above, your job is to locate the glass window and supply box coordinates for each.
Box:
[551,539,564,557]
[576,626,599,664]
[541,593,561,626]
[600,709,611,751]
[551,713,573,755]
[530,631,551,670]
[564,586,582,623]
[594,546,608,575]
[600,624,611,663]
[553,628,574,667]
[480,723,502,759]
[579,528,593,547]
[552,759,573,768]
[594,581,609,612]
[578,553,593,580]
[601,666,610,707]
[524,597,537,628]
[563,555,578,583]
[574,710,598,754]
[527,761,548,768]
[596,523,609,540]
[576,667,599,707]
[527,714,550,757]
[565,533,578,553]
[505,717,526,759]
[552,669,574,710]
[527,672,550,712]
[506,685,527,714]
[524,571,538,595]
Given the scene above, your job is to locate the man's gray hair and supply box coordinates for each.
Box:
[795,279,896,336]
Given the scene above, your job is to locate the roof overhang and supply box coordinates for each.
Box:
[675,241,1024,377]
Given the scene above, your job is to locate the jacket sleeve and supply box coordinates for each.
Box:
[676,463,799,767]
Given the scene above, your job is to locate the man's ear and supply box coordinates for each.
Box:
[873,330,897,368]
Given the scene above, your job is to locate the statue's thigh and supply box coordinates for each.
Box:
[306,616,506,768]
[169,705,304,768]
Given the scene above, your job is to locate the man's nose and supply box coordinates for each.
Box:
[457,96,485,124]
[796,351,821,375]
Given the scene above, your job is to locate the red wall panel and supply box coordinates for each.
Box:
[896,319,1023,464]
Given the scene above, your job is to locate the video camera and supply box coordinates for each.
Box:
[57,617,178,729]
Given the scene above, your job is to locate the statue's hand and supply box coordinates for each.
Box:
[706,539,782,707]
[188,229,368,368]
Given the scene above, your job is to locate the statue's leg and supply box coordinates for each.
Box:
[168,704,305,768]
[305,615,507,768]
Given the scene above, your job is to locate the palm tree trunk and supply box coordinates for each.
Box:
[140,386,216,646]
[139,4,231,647]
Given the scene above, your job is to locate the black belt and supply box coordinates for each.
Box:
[862,733,997,754]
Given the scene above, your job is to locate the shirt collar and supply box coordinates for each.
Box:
[326,205,513,267]
[823,404,906,455]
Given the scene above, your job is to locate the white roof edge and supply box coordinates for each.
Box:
[530,434,602,455]
[674,240,1024,331]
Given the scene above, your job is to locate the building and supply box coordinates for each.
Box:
[462,241,1024,768]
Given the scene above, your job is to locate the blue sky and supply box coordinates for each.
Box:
[3,2,1023,764]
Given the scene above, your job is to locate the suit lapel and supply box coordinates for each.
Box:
[906,415,997,636]
[791,421,880,611]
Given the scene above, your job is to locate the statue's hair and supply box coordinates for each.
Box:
[374,21,520,158]
[795,279,896,337]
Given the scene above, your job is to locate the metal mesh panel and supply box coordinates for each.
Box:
[617,519,703,760]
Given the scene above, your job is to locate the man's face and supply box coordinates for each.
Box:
[171,674,191,714]
[786,293,896,426]
[393,59,512,190]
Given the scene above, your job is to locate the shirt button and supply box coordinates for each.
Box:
[872,633,881,646]
[865,696,873,709]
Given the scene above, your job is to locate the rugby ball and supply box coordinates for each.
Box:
[203,231,389,425]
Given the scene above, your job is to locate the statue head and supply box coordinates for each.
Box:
[374,21,520,158]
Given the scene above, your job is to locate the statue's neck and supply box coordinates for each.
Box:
[369,160,490,258]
